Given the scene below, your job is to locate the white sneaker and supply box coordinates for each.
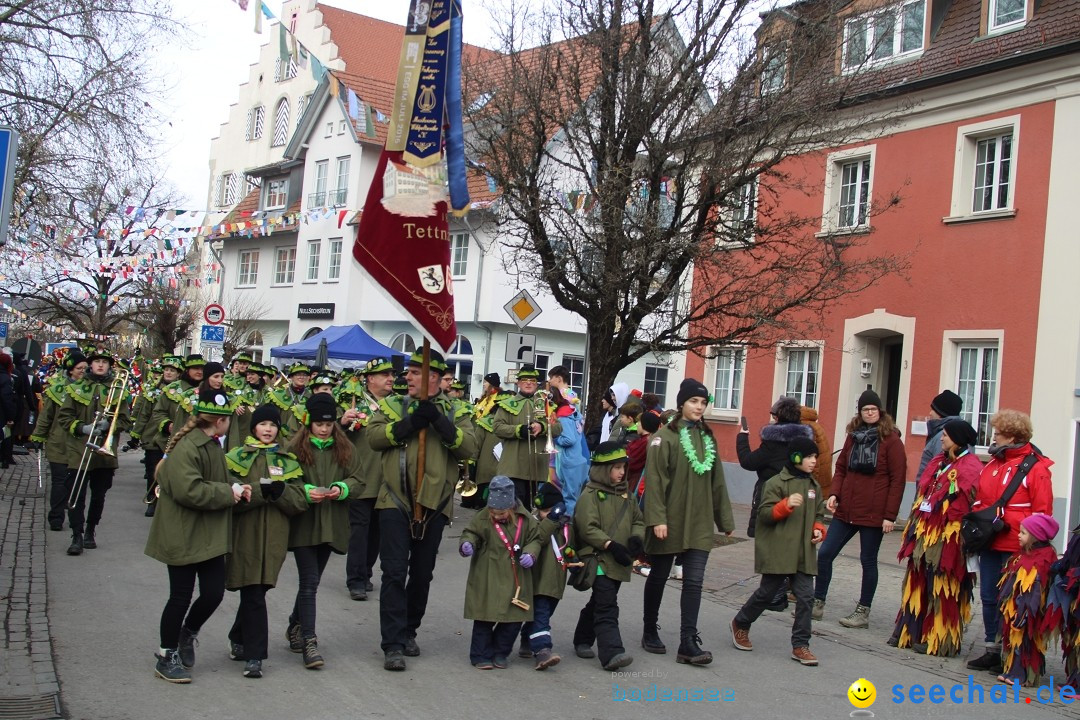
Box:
[671,564,683,580]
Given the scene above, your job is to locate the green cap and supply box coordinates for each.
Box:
[195,387,234,415]
[232,352,254,364]
[185,354,206,369]
[286,362,311,377]
[407,349,448,374]
[592,441,628,465]
[362,357,394,375]
[516,363,539,380]
[161,355,185,371]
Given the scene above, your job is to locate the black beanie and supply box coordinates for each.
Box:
[857,390,883,411]
[484,372,501,387]
[250,404,281,429]
[788,436,820,466]
[770,396,802,424]
[943,418,978,449]
[641,411,662,434]
[676,378,709,407]
[203,361,226,378]
[931,390,963,418]
[533,482,564,510]
[305,394,338,424]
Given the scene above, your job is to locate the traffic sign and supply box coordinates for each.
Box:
[204,303,225,325]
[505,333,536,364]
[503,289,542,329]
[0,322,7,340]
[0,127,20,247]
[200,324,225,345]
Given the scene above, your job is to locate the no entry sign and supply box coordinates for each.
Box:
[204,304,225,325]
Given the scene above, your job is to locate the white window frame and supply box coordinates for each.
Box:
[842,0,926,71]
[450,232,469,278]
[718,179,757,248]
[988,0,1027,33]
[332,156,350,207]
[774,342,823,410]
[561,355,585,397]
[264,178,288,211]
[246,105,265,141]
[273,246,296,285]
[327,238,343,281]
[705,346,745,420]
[296,93,312,130]
[820,145,876,234]
[236,249,259,287]
[305,240,321,282]
[944,115,1020,223]
[274,56,298,82]
[324,122,334,138]
[389,332,417,353]
[940,330,1003,450]
[310,160,328,207]
[760,48,787,95]
[338,120,347,135]
[643,364,669,399]
[532,352,551,378]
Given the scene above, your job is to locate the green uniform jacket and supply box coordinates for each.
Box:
[473,414,501,486]
[643,422,734,555]
[56,376,131,470]
[268,386,309,443]
[129,385,163,444]
[31,379,70,464]
[754,468,824,576]
[148,379,196,452]
[574,472,646,583]
[144,430,235,566]
[225,384,266,451]
[461,505,541,622]
[341,390,383,500]
[492,394,561,484]
[368,392,478,520]
[225,444,308,589]
[287,442,363,553]
[533,516,574,599]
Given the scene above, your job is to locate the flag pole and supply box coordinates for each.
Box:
[413,338,430,525]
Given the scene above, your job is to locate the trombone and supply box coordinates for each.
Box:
[67,368,131,510]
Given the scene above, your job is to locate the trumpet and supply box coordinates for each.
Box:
[68,368,131,509]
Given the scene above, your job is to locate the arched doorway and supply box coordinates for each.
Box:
[302,326,323,340]
[447,333,474,388]
[389,332,417,354]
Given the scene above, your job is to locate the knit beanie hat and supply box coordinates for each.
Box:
[676,378,709,407]
[487,476,516,510]
[770,396,802,424]
[250,404,281,429]
[931,390,963,418]
[305,394,338,424]
[640,411,662,434]
[942,418,978,449]
[483,372,501,387]
[533,482,564,510]
[788,436,820,466]
[857,390,883,411]
[203,362,226,378]
[1021,513,1060,543]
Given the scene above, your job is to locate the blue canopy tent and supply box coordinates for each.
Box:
[269,325,406,371]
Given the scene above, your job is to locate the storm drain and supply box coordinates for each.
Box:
[0,694,61,720]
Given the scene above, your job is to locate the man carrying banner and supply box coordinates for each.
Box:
[368,349,476,670]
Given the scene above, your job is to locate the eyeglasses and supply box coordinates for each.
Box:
[860,407,880,413]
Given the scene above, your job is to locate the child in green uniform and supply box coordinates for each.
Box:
[572,442,646,671]
[519,482,572,669]
[731,436,825,666]
[285,394,362,669]
[224,405,308,679]
[145,386,247,684]
[460,476,541,669]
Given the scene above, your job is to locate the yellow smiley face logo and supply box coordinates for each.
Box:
[848,678,876,709]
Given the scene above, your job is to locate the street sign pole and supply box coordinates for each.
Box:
[0,127,21,248]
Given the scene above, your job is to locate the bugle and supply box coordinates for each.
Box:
[67,368,131,510]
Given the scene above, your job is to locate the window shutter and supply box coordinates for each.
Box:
[272,98,290,147]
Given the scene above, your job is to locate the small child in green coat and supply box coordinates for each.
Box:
[731,436,825,666]
[460,476,542,669]
[518,482,573,670]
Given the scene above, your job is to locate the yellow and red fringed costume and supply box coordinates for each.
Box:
[998,544,1058,686]
[1043,529,1080,691]
[892,452,981,656]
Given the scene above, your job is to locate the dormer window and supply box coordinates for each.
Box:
[842,0,925,71]
[760,48,787,94]
[264,177,288,210]
[988,0,1026,32]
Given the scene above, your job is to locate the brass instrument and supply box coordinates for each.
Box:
[68,368,131,509]
[542,390,556,455]
[455,461,477,497]
[144,481,161,504]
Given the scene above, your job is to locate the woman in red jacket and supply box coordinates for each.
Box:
[815,390,906,629]
[965,409,1053,673]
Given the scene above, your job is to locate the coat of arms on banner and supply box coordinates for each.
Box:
[417,265,445,294]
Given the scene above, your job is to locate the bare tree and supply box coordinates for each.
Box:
[465,0,909,428]
[221,293,269,363]
[138,282,202,357]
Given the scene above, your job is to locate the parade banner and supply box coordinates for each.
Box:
[386,0,432,151]
[353,149,457,354]
[402,1,451,168]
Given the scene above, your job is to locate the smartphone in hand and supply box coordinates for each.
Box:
[740,416,749,432]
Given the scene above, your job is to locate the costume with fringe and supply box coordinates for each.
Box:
[1044,529,1080,691]
[998,544,1057,686]
[892,451,981,656]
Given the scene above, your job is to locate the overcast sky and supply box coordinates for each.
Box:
[158,1,498,208]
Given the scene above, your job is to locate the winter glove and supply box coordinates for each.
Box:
[413,400,441,424]
[517,424,530,440]
[459,541,474,557]
[432,414,457,444]
[29,441,43,451]
[94,418,110,435]
[79,423,95,436]
[627,535,644,556]
[408,410,431,431]
[548,501,567,524]
[260,480,285,501]
[519,553,535,569]
[608,541,632,566]
[121,438,140,452]
[390,416,419,443]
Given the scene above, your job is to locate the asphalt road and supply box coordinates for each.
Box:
[46,455,1080,720]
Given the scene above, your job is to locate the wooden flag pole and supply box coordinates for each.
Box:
[413,338,430,525]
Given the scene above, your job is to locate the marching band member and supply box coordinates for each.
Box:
[30,350,87,531]
[149,354,204,453]
[128,355,183,517]
[493,364,560,505]
[269,362,312,442]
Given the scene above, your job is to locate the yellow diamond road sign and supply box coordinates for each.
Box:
[503,289,542,329]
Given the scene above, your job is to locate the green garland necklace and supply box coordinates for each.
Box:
[679,426,716,475]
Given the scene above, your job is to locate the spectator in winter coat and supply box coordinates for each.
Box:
[917,390,963,479]
[965,409,1053,674]
[814,390,906,631]
[0,354,17,467]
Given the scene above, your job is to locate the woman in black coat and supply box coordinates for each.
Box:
[0,354,18,467]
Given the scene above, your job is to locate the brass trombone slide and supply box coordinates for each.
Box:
[67,369,130,510]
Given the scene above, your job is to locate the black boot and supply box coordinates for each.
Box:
[676,634,713,665]
[177,626,198,668]
[641,624,666,654]
[144,502,156,518]
[83,526,97,549]
[66,531,83,556]
[303,636,324,669]
[967,650,1002,672]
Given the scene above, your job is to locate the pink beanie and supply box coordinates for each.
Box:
[1021,513,1060,543]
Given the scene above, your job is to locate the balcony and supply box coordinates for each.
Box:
[328,188,348,207]
[308,191,327,208]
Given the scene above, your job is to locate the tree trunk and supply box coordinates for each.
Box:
[582,325,623,436]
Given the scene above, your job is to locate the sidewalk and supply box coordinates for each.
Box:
[0,451,61,720]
